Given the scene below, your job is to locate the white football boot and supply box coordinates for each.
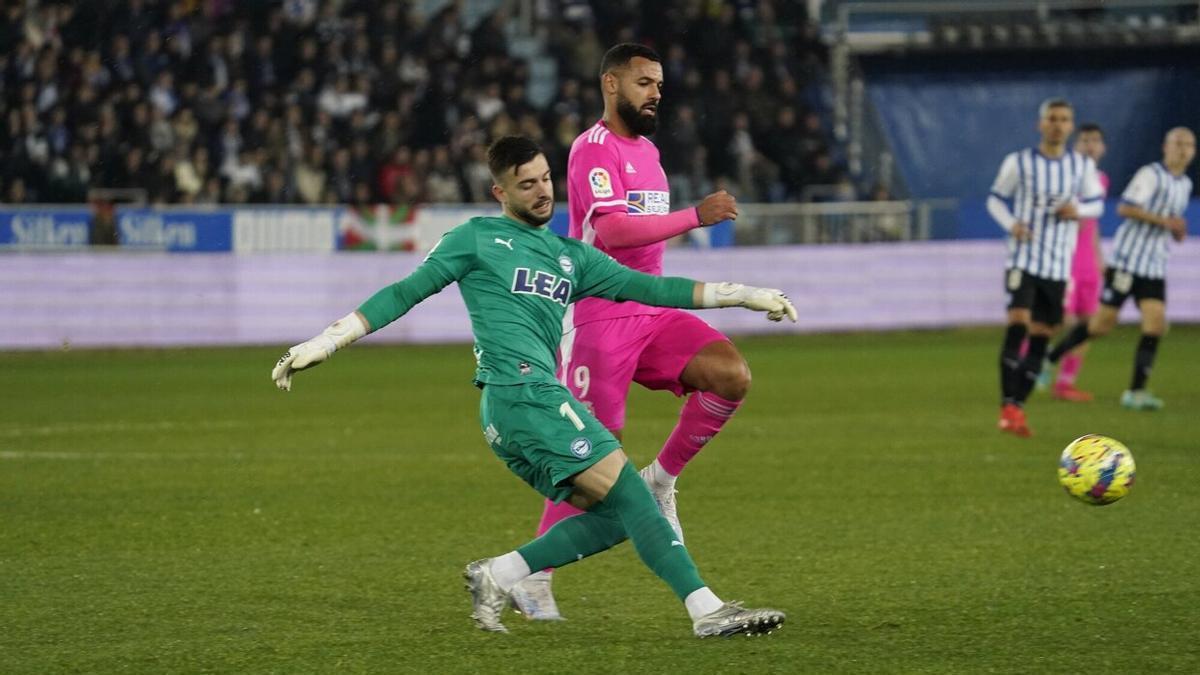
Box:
[639,465,684,544]
[693,601,786,638]
[463,558,510,633]
[509,570,565,621]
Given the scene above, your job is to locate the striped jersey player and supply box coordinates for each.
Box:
[1038,123,1110,402]
[989,140,1106,282]
[1109,158,1192,280]
[985,98,1104,437]
[1046,127,1195,410]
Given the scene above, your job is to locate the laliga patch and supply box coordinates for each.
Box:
[558,254,574,274]
[570,437,592,458]
[626,190,670,215]
[589,168,613,198]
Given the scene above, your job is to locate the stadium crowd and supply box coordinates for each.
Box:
[0,0,838,208]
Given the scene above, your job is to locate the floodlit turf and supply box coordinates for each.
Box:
[2,326,1197,673]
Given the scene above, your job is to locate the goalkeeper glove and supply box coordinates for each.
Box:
[271,312,369,391]
[700,282,797,322]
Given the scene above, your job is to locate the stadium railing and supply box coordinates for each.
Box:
[735,199,959,245]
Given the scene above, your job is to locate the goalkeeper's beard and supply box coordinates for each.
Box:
[512,200,554,226]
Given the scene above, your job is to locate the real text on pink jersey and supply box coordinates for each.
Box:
[566,120,674,325]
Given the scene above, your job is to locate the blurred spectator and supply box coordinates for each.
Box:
[461,143,493,203]
[222,148,264,195]
[0,0,837,206]
[294,144,327,204]
[425,145,462,203]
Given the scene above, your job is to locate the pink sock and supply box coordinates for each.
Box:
[1058,353,1083,386]
[656,392,742,476]
[536,499,583,536]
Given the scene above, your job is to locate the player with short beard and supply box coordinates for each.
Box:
[271,135,793,637]
[509,43,759,620]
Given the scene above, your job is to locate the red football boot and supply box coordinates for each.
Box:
[998,403,1032,437]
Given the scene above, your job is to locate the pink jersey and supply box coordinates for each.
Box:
[567,120,671,325]
[1072,170,1109,280]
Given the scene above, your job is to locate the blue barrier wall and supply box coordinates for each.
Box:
[0,207,91,248]
[863,48,1200,201]
[1,205,733,251]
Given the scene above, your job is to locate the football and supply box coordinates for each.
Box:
[1057,434,1137,505]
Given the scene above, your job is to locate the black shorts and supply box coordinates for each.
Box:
[1100,268,1166,307]
[1005,268,1067,326]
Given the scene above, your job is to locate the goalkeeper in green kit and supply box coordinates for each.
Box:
[271,136,795,638]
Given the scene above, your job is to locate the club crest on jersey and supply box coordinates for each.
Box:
[626,190,670,215]
[589,168,613,198]
[570,437,592,458]
[558,255,574,274]
[512,267,572,306]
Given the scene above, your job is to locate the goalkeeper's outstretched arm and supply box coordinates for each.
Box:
[574,245,797,323]
[270,268,457,391]
[272,224,475,391]
[271,311,369,391]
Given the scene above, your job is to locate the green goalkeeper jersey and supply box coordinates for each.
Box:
[357,215,696,386]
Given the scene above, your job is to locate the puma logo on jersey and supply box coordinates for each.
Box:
[494,237,513,250]
[511,267,572,306]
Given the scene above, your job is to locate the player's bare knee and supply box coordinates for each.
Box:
[1006,309,1031,326]
[1143,319,1167,337]
[1030,323,1055,338]
[718,358,751,401]
[1089,316,1115,336]
[570,449,627,503]
[697,352,750,401]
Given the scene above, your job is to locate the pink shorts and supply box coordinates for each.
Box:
[1064,274,1101,316]
[559,310,728,431]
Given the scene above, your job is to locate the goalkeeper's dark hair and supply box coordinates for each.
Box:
[1078,122,1104,139]
[600,43,661,76]
[487,136,543,179]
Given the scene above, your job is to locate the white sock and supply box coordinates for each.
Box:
[489,551,531,592]
[684,587,724,620]
[647,459,677,489]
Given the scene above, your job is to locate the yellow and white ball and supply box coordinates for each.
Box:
[1058,434,1136,505]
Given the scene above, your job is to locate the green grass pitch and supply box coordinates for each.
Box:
[2,327,1197,673]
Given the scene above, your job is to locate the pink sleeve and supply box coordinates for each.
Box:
[592,208,702,248]
[570,140,628,219]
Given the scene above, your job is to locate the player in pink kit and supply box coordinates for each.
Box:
[509,44,760,620]
[1039,123,1109,401]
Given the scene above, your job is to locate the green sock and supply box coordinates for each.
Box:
[516,507,626,571]
[516,461,705,601]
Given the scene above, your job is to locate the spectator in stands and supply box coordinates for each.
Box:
[223,148,263,196]
[765,106,808,199]
[460,143,493,203]
[0,0,837,207]
[425,145,462,203]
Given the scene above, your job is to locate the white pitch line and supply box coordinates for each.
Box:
[0,450,247,460]
[0,419,250,438]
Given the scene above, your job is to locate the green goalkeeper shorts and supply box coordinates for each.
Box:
[479,381,621,503]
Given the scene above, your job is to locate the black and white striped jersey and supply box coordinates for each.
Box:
[1111,162,1192,279]
[990,148,1105,281]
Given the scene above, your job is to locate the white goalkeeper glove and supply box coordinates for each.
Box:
[700,282,798,322]
[271,312,369,391]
